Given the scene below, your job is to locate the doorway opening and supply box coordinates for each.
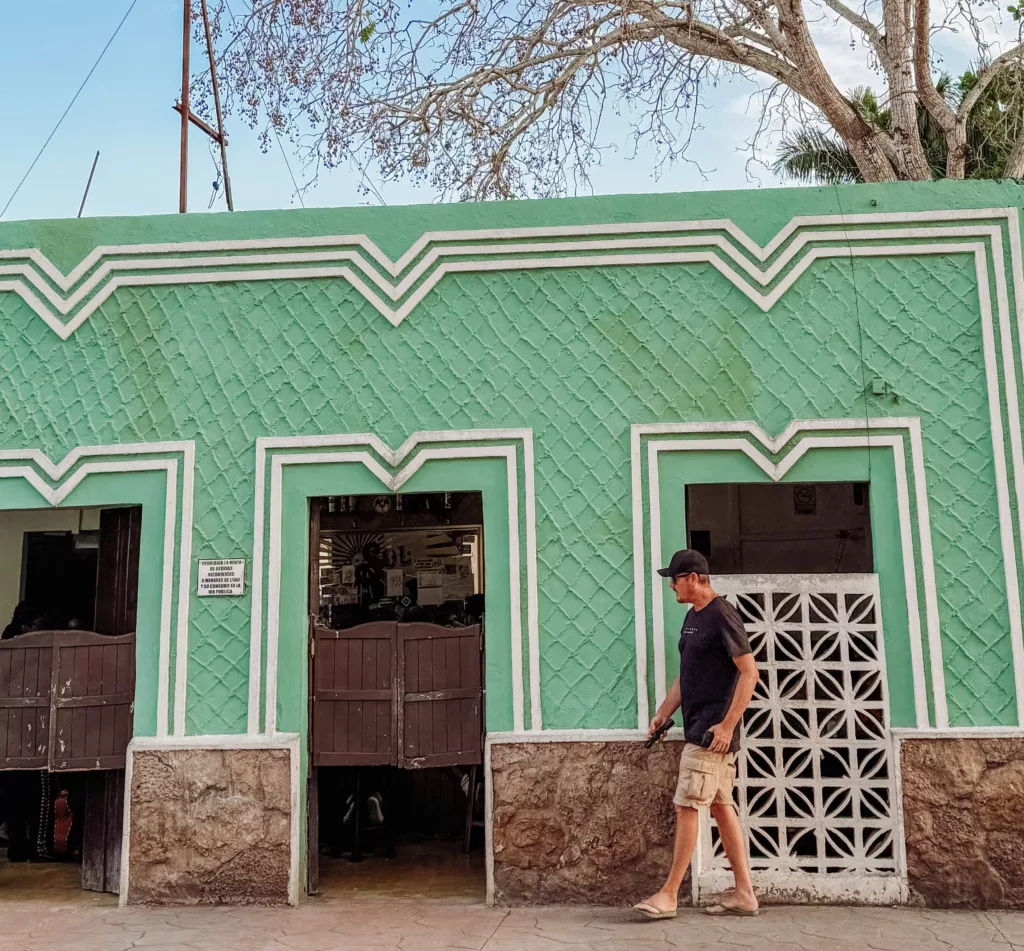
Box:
[0,506,140,901]
[307,491,486,900]
[685,481,899,900]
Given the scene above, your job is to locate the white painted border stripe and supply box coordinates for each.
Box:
[173,445,195,737]
[0,212,1019,326]
[636,424,936,729]
[0,206,1017,285]
[252,430,539,736]
[631,425,649,732]
[0,444,195,736]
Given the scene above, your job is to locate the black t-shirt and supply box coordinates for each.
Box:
[678,597,752,752]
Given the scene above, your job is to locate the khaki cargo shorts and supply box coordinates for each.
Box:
[674,742,737,809]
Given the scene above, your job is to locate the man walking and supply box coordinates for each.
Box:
[634,549,760,919]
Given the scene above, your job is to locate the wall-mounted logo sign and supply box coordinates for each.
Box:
[373,496,392,514]
[197,559,246,597]
[793,485,817,516]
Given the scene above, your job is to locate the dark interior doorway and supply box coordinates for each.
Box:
[21,532,98,631]
[685,482,874,574]
[307,492,486,898]
[0,505,141,898]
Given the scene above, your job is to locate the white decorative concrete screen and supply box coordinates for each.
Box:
[701,574,900,902]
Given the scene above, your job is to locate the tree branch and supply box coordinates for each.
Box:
[959,43,1024,119]
[821,0,886,62]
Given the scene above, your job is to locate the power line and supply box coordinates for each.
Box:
[222,0,305,207]
[273,123,306,209]
[0,0,139,220]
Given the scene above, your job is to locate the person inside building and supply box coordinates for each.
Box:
[634,549,761,920]
[1,602,41,640]
[1,604,47,860]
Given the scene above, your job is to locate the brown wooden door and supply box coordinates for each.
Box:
[398,623,482,768]
[95,507,142,636]
[0,631,132,896]
[312,622,397,766]
[51,632,134,771]
[0,630,54,769]
[81,769,125,894]
[306,504,319,894]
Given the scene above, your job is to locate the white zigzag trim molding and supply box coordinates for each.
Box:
[632,419,952,732]
[249,429,539,736]
[0,442,195,738]
[0,208,1022,336]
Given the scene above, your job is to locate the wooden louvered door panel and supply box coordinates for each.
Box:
[312,623,397,766]
[51,632,135,771]
[398,624,482,769]
[0,631,54,769]
[95,507,142,636]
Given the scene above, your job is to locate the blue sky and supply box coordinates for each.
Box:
[0,2,1001,222]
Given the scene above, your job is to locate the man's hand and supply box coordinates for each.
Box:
[648,712,669,738]
[706,722,733,753]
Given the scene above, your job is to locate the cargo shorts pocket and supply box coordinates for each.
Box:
[679,751,718,805]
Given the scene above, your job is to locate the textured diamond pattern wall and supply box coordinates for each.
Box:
[0,198,1017,732]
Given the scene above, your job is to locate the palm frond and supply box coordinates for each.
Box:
[772,129,862,185]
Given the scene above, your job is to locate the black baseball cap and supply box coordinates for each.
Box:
[657,549,709,579]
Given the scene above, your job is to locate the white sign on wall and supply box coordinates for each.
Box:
[197,559,246,597]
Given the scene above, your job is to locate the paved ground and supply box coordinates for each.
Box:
[6,898,1024,951]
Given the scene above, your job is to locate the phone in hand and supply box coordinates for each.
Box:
[702,730,714,748]
[644,718,675,749]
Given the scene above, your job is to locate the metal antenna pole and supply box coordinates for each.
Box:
[200,0,233,210]
[179,0,191,213]
[77,151,100,218]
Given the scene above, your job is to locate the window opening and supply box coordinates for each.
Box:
[685,482,873,574]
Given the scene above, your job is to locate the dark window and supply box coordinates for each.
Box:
[685,482,872,574]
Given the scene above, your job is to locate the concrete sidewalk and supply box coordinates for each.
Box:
[5,897,1024,951]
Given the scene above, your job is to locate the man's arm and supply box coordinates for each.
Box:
[707,654,759,753]
[648,676,681,736]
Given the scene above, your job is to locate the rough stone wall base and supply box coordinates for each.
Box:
[127,747,291,905]
[901,737,1024,908]
[490,741,685,905]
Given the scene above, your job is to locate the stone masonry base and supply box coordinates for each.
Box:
[126,747,292,905]
[901,737,1024,909]
[489,740,686,905]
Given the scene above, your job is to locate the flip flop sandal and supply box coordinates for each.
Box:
[634,902,678,920]
[705,903,760,917]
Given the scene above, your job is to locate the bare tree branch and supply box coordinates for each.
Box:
[959,42,1024,118]
[193,0,1014,196]
[821,0,884,57]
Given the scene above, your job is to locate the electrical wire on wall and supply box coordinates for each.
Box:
[833,182,878,566]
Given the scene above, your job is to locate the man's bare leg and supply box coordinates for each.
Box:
[709,802,758,911]
[635,805,699,914]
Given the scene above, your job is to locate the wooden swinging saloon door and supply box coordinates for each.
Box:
[0,504,140,895]
[309,506,483,770]
[311,622,483,767]
[398,623,482,768]
[312,622,398,766]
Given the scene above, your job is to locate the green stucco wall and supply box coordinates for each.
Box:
[1,180,1023,733]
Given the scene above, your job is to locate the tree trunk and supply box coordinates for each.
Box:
[883,0,933,180]
[946,119,968,179]
[914,0,962,179]
[1005,129,1024,179]
[846,131,899,183]
[775,1,898,182]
